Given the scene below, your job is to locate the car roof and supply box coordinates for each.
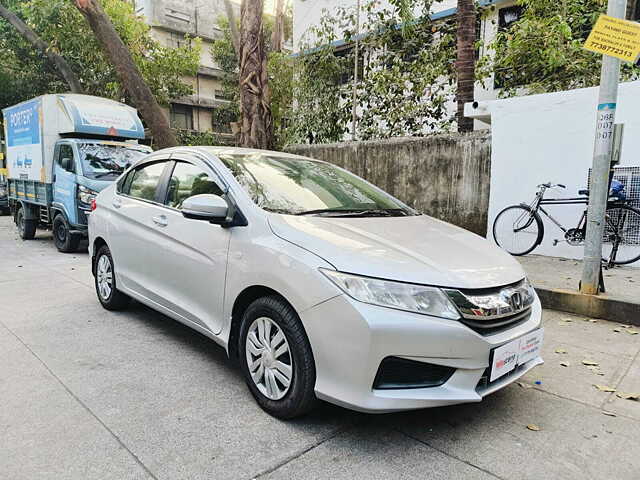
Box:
[166,146,317,162]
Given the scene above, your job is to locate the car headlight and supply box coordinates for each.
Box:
[78,185,98,206]
[320,269,461,319]
[0,187,6,197]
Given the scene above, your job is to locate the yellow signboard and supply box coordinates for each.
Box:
[584,14,640,63]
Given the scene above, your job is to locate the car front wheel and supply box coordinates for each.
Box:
[94,245,130,311]
[239,296,317,419]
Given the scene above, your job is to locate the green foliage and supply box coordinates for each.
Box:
[175,129,226,147]
[478,0,640,96]
[0,0,200,109]
[290,0,456,144]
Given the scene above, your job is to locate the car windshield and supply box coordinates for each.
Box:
[78,143,151,179]
[219,153,416,216]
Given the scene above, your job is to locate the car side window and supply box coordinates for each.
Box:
[125,162,167,202]
[56,144,76,173]
[165,161,224,209]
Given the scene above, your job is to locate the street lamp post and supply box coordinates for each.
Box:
[580,0,627,295]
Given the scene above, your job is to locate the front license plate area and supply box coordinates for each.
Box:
[489,329,544,382]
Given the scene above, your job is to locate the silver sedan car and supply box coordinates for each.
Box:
[88,147,543,418]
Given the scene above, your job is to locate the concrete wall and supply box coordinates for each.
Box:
[468,80,640,266]
[288,133,492,235]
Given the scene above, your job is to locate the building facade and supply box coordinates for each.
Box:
[293,0,640,132]
[134,0,240,135]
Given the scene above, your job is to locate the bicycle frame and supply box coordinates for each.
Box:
[520,186,588,235]
[521,185,629,267]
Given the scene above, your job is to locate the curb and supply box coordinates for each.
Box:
[535,287,640,326]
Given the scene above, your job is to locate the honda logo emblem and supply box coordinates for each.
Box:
[510,292,523,311]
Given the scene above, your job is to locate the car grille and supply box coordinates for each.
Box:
[445,280,535,336]
[459,308,532,336]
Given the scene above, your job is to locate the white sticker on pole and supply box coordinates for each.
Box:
[595,103,616,155]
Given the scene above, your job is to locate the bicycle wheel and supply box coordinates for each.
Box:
[493,205,543,256]
[603,205,640,265]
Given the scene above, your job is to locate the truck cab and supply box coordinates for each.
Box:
[3,94,152,252]
[49,139,151,249]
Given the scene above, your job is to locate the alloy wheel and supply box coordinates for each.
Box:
[96,255,113,301]
[245,316,293,400]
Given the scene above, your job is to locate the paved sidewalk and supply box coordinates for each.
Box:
[1,216,640,479]
[520,255,640,324]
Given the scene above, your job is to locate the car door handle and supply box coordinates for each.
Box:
[112,198,122,209]
[152,215,168,227]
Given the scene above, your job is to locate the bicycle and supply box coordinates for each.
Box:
[492,182,640,266]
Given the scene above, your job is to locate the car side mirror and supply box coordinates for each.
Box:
[61,157,73,172]
[181,194,229,224]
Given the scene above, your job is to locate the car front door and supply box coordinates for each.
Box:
[52,143,79,225]
[149,154,232,335]
[108,158,173,306]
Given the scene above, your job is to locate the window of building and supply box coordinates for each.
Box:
[334,46,365,86]
[498,6,524,31]
[168,32,189,49]
[494,6,525,90]
[170,104,194,130]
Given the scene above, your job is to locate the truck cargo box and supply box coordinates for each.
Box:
[3,94,145,184]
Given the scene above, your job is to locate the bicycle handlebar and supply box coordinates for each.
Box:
[538,182,566,189]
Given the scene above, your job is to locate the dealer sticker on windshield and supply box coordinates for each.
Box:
[490,329,544,382]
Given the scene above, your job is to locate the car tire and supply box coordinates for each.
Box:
[16,207,36,240]
[53,214,80,253]
[94,245,130,311]
[239,296,317,419]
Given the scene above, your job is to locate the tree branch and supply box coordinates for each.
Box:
[0,3,84,93]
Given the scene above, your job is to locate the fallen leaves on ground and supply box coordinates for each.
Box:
[526,424,541,431]
[613,328,622,333]
[594,385,616,393]
[587,319,598,323]
[555,348,568,354]
[582,360,599,366]
[602,411,617,417]
[626,329,639,335]
[616,392,640,401]
[517,382,534,389]
[559,319,573,325]
[560,361,570,367]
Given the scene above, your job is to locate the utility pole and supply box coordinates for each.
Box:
[580,0,627,295]
[351,0,361,140]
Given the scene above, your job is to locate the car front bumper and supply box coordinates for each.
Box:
[301,294,543,413]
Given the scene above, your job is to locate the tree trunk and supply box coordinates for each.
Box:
[0,3,84,93]
[72,0,177,149]
[455,0,476,133]
[239,0,273,149]
[271,0,284,52]
[223,0,240,55]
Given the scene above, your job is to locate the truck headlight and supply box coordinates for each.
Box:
[78,185,98,206]
[320,269,461,319]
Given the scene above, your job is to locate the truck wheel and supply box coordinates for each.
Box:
[17,208,36,240]
[95,245,130,311]
[53,214,80,253]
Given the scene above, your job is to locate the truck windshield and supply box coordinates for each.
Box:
[78,143,151,179]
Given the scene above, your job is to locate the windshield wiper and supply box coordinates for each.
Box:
[295,208,410,217]
[93,171,122,179]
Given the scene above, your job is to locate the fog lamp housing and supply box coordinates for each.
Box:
[373,356,455,390]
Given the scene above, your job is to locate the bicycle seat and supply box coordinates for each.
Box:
[578,189,589,196]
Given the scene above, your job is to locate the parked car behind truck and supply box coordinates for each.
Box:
[2,94,152,252]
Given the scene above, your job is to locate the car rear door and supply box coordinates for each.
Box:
[108,158,173,306]
[148,153,232,335]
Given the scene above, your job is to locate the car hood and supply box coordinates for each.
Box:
[268,214,525,289]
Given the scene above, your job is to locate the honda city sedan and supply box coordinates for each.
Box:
[88,147,543,418]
